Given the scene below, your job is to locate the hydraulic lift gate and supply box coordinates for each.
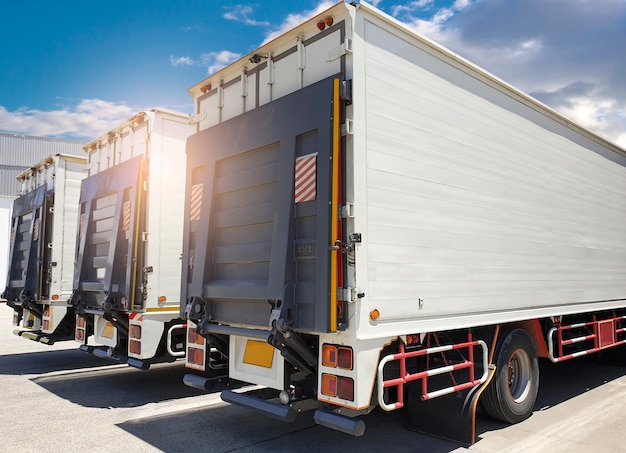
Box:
[73,155,145,310]
[4,185,51,305]
[183,75,341,333]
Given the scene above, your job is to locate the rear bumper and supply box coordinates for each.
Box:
[219,387,366,436]
[13,329,72,345]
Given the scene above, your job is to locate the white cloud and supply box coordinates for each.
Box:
[224,5,270,27]
[263,1,337,44]
[170,50,241,75]
[391,0,435,18]
[391,0,473,38]
[0,100,136,140]
[200,50,242,75]
[169,56,195,67]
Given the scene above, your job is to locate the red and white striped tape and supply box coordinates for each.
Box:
[295,153,317,203]
[122,200,132,231]
[79,213,86,239]
[32,218,40,241]
[190,183,203,222]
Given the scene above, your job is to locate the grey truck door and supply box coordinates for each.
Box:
[183,75,343,333]
[3,184,51,304]
[73,156,145,311]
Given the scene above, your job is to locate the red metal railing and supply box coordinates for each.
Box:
[548,314,626,362]
[377,337,489,411]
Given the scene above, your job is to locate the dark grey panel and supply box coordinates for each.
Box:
[183,75,341,332]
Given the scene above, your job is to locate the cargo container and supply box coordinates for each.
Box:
[180,1,626,443]
[4,154,86,344]
[71,109,194,369]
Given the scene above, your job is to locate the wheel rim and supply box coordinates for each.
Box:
[507,348,532,403]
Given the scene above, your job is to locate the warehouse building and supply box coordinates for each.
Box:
[0,132,85,291]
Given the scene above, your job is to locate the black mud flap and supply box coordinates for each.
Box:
[406,365,496,445]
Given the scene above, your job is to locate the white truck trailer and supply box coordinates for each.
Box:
[4,154,87,344]
[181,1,626,443]
[71,109,194,369]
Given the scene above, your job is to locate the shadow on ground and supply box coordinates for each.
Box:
[118,402,459,453]
[0,348,113,376]
[31,361,210,408]
[114,356,626,452]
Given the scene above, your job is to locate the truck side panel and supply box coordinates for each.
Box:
[353,14,626,338]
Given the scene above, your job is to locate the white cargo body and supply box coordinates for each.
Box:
[4,154,86,343]
[181,1,626,442]
[72,109,193,368]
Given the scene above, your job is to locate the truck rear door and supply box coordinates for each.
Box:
[73,155,146,312]
[3,184,52,309]
[183,75,343,334]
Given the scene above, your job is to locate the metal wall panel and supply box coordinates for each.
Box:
[0,133,85,197]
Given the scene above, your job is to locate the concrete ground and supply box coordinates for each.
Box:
[2,302,626,452]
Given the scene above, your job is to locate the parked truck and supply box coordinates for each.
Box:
[70,109,195,369]
[4,154,87,344]
[181,1,626,443]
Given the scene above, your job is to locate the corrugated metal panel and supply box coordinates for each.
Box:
[0,166,28,197]
[0,133,86,197]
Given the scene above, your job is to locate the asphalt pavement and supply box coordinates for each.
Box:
[2,302,626,453]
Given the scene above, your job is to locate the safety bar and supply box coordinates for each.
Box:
[166,323,187,357]
[377,339,489,411]
[547,315,626,363]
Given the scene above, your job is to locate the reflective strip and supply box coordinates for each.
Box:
[79,213,86,239]
[190,183,203,222]
[32,218,40,241]
[122,200,132,231]
[294,153,317,203]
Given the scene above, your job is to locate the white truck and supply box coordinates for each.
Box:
[181,1,626,443]
[4,154,87,344]
[71,109,195,369]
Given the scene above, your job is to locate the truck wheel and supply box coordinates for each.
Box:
[480,328,539,423]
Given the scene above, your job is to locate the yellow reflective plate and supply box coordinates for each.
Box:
[102,322,115,339]
[243,340,274,368]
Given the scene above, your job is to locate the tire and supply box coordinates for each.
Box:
[480,328,539,423]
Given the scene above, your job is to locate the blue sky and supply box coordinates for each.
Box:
[1,0,625,147]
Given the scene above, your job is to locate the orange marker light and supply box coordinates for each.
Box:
[370,309,380,321]
[130,340,141,355]
[322,344,338,367]
[129,325,142,339]
[321,373,338,397]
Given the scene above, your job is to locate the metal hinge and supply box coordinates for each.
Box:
[143,181,149,191]
[189,112,207,125]
[142,232,149,242]
[339,287,356,303]
[341,202,355,218]
[341,80,352,103]
[328,38,353,62]
[341,119,354,136]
